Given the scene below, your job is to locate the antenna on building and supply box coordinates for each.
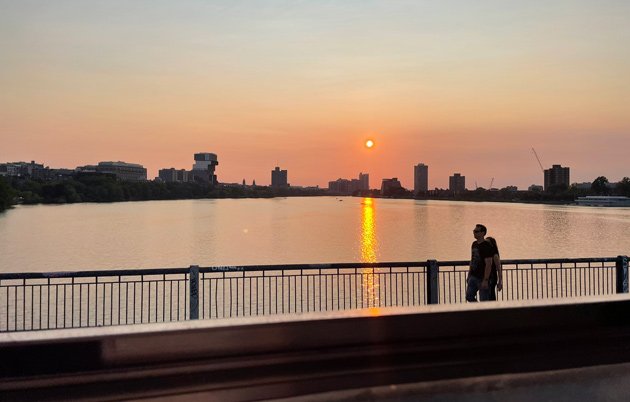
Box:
[531,148,545,172]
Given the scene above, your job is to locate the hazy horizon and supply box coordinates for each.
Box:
[2,0,629,188]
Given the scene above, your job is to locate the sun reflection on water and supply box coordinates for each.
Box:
[360,198,379,306]
[361,198,377,263]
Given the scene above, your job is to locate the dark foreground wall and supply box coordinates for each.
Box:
[2,295,630,401]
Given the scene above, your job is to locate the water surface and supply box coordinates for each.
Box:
[1,197,629,272]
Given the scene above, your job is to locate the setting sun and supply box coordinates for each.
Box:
[365,139,374,149]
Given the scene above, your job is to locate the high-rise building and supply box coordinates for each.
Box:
[414,163,429,194]
[449,173,466,193]
[544,164,570,191]
[271,167,288,188]
[359,172,369,191]
[191,153,219,185]
[97,161,147,181]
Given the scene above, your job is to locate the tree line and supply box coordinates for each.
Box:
[0,174,325,211]
[1,175,629,213]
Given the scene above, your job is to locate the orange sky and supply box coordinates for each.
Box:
[1,1,629,189]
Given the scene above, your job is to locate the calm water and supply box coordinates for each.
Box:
[1,197,629,273]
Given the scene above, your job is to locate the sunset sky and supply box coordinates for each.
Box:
[1,1,629,189]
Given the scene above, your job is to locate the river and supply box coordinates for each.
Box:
[1,197,629,273]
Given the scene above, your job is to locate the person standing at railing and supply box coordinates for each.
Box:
[486,236,503,301]
[466,224,494,302]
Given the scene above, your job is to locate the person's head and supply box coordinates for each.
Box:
[473,224,487,240]
[486,236,498,251]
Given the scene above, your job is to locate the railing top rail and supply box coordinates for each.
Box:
[0,267,190,280]
[198,261,428,273]
[0,256,622,280]
[437,257,619,267]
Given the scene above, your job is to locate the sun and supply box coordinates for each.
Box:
[365,139,375,149]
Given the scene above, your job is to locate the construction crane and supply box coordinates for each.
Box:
[489,177,494,189]
[531,148,545,172]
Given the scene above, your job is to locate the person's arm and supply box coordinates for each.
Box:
[494,254,503,291]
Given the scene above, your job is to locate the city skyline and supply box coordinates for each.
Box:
[2,1,629,188]
[2,154,624,192]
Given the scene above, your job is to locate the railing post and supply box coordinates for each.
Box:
[616,256,628,294]
[189,265,200,320]
[426,260,439,305]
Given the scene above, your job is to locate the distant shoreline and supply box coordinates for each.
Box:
[1,192,580,211]
[3,176,628,212]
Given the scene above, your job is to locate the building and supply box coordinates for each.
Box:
[0,163,17,177]
[328,179,351,194]
[271,167,288,188]
[159,168,190,183]
[328,173,369,194]
[381,178,402,196]
[528,184,543,192]
[0,161,48,179]
[359,172,369,191]
[414,164,429,194]
[97,161,147,181]
[449,173,466,193]
[544,165,570,191]
[76,165,98,173]
[191,153,219,185]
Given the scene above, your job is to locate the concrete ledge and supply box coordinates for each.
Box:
[2,295,630,401]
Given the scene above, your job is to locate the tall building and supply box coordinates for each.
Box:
[449,173,466,193]
[191,153,219,185]
[97,161,147,181]
[414,163,429,194]
[271,167,288,188]
[359,172,369,191]
[544,164,570,191]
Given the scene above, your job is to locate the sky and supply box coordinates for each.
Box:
[1,0,629,189]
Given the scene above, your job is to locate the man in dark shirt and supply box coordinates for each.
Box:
[466,224,494,302]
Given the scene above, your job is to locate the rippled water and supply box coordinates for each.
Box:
[1,197,629,273]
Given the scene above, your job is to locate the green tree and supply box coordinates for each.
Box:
[617,177,630,197]
[0,177,15,211]
[591,176,609,195]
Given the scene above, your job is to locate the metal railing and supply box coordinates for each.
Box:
[1,256,628,332]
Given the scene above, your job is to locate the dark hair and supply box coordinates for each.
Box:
[475,224,487,234]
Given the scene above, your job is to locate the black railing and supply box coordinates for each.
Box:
[1,256,627,332]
